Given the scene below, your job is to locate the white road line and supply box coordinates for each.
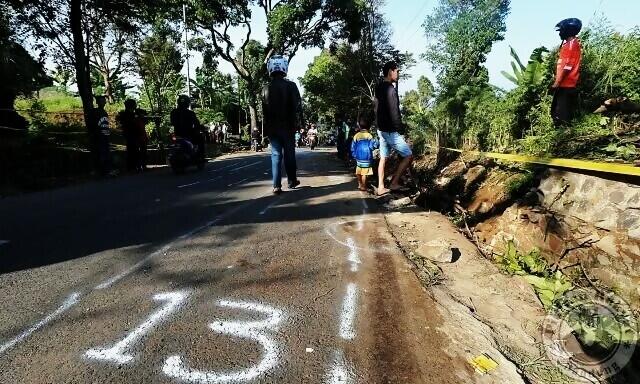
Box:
[85,291,189,364]
[177,181,201,189]
[259,195,285,215]
[229,161,263,173]
[95,185,272,290]
[208,161,245,173]
[345,238,361,272]
[338,283,358,340]
[326,350,354,384]
[0,292,81,355]
[228,177,250,187]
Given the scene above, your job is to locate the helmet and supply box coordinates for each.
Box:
[555,18,582,40]
[177,94,190,109]
[267,55,288,76]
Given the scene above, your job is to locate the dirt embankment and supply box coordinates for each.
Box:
[382,151,640,383]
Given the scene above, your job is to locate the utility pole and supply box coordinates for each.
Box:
[183,3,191,99]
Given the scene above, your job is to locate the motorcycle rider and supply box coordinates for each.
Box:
[307,123,318,149]
[262,54,303,194]
[551,18,582,127]
[251,127,262,151]
[170,95,205,162]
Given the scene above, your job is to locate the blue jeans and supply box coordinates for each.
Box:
[378,131,413,158]
[269,133,297,188]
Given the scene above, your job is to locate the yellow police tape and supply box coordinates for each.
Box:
[444,148,640,177]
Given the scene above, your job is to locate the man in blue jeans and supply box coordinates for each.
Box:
[374,61,413,196]
[262,55,303,194]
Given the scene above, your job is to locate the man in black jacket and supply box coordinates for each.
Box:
[262,55,303,194]
[374,61,413,195]
[170,95,205,162]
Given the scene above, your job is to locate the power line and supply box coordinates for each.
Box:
[395,0,431,43]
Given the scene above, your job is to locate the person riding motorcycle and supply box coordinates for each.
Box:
[307,124,318,149]
[170,95,205,161]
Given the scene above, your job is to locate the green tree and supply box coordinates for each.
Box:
[4,0,171,163]
[187,0,365,131]
[0,10,52,130]
[423,0,510,143]
[137,22,185,136]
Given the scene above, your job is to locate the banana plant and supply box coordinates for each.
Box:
[501,46,549,86]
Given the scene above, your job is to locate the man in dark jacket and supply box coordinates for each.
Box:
[374,61,413,195]
[262,55,303,194]
[117,99,148,172]
[170,95,205,162]
[92,95,114,176]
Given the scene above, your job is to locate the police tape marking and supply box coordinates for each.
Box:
[85,291,189,364]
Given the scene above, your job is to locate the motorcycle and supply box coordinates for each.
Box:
[308,134,318,150]
[251,138,263,152]
[167,135,206,174]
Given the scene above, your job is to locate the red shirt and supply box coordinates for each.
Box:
[556,37,581,88]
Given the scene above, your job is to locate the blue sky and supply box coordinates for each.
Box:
[385,0,639,92]
[209,0,638,97]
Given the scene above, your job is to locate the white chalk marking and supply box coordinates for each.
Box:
[228,177,250,187]
[0,292,81,355]
[326,350,354,384]
[96,181,274,290]
[177,181,201,189]
[339,283,358,340]
[361,198,369,210]
[229,161,262,173]
[94,243,173,290]
[259,195,285,215]
[306,347,314,353]
[355,218,364,232]
[163,299,285,383]
[345,238,361,272]
[85,291,189,364]
[325,219,395,253]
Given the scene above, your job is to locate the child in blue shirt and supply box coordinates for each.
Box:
[351,115,378,191]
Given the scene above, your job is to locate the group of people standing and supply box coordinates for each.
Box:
[207,122,228,144]
[261,55,414,196]
[91,96,149,176]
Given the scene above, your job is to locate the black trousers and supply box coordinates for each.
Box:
[551,87,578,127]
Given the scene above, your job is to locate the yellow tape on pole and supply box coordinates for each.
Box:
[445,148,640,177]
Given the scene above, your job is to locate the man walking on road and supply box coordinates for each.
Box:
[375,61,413,196]
[262,55,303,194]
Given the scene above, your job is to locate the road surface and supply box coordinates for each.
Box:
[0,148,467,383]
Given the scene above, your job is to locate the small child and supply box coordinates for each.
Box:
[350,115,378,191]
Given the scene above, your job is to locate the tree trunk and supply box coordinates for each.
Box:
[248,101,258,132]
[102,71,114,103]
[70,0,95,151]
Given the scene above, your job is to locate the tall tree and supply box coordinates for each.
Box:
[5,0,169,164]
[423,0,510,137]
[137,21,185,132]
[0,9,52,131]
[187,0,365,131]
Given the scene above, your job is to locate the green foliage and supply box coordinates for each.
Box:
[137,22,184,113]
[0,11,52,108]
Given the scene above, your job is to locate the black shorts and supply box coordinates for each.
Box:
[551,87,578,126]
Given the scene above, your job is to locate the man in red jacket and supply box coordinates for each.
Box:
[551,18,582,127]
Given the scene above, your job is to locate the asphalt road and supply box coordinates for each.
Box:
[0,148,467,383]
